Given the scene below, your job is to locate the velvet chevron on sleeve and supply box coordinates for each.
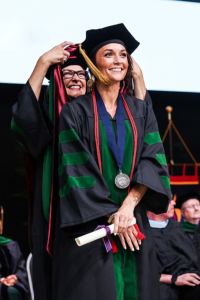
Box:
[131,91,171,214]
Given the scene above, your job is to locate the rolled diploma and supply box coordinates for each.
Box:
[75,217,136,247]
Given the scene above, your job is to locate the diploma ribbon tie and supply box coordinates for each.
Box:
[95,225,112,252]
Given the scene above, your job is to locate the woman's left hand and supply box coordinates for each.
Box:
[112,194,137,235]
[118,225,141,251]
[131,57,146,101]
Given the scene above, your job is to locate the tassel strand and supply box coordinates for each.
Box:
[79,44,111,86]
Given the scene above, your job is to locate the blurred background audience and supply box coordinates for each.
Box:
[147,199,200,300]
[0,207,30,300]
[176,192,200,241]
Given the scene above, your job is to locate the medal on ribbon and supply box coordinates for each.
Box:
[95,88,130,189]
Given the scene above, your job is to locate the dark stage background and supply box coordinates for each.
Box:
[0,82,200,258]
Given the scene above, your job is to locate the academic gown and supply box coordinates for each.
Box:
[11,82,53,300]
[53,91,171,300]
[151,219,200,300]
[0,240,29,300]
[193,223,200,270]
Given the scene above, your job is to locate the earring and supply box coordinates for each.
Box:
[87,74,95,88]
[123,80,125,86]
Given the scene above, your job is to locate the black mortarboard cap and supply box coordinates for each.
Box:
[74,24,139,86]
[74,23,139,60]
[176,191,200,209]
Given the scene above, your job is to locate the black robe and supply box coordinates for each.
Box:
[151,219,200,300]
[0,240,29,300]
[11,82,53,300]
[53,91,171,300]
[193,223,200,270]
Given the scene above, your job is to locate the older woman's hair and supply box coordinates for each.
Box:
[91,51,133,96]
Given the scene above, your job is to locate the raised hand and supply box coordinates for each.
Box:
[131,57,146,100]
[40,41,75,67]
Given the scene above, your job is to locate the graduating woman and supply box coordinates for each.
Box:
[54,23,171,300]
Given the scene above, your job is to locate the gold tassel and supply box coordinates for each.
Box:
[79,44,111,86]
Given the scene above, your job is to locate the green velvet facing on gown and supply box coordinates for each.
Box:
[144,131,162,145]
[160,176,171,189]
[100,119,138,300]
[11,117,24,137]
[59,176,96,198]
[8,286,22,300]
[42,69,54,221]
[181,221,197,233]
[156,153,167,166]
[58,152,89,176]
[58,129,79,153]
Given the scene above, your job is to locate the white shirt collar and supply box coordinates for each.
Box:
[148,218,169,228]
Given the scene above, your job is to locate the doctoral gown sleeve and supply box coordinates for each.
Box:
[132,92,171,214]
[59,102,119,228]
[11,81,53,159]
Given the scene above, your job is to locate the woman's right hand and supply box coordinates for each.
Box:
[175,273,200,286]
[40,41,75,68]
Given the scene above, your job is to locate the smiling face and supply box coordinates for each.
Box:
[95,43,129,84]
[62,65,87,100]
[181,198,200,224]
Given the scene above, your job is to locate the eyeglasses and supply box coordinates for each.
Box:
[62,70,88,80]
[182,203,200,210]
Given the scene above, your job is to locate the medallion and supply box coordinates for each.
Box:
[115,172,130,189]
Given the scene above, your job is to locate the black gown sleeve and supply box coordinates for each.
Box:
[59,102,119,228]
[132,91,171,214]
[134,89,152,105]
[11,81,54,159]
[192,223,200,270]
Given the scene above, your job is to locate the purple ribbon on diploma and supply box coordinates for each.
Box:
[95,225,112,252]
